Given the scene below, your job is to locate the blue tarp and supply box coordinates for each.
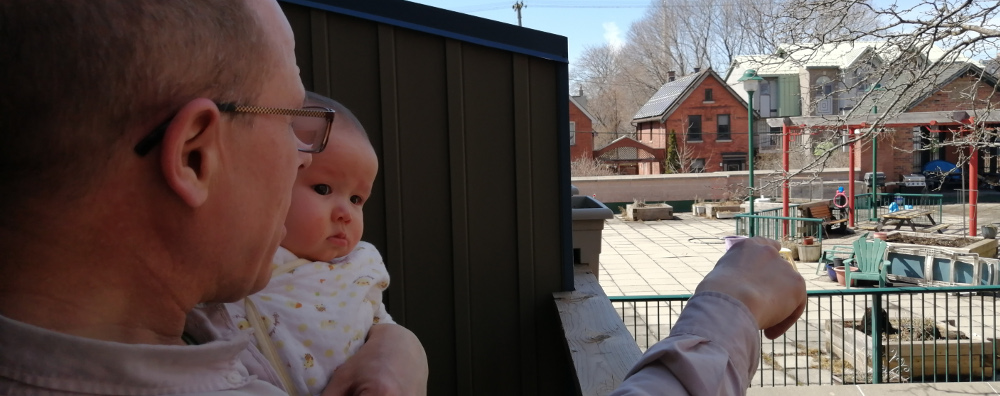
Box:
[922,160,962,183]
[922,159,961,174]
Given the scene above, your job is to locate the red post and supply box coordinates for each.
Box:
[971,144,979,236]
[782,124,790,237]
[848,128,855,228]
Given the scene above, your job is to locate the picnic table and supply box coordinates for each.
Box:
[875,209,949,233]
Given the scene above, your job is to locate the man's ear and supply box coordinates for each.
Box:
[159,98,223,208]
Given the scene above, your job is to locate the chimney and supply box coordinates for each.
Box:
[668,70,675,82]
[694,67,701,73]
[578,86,583,97]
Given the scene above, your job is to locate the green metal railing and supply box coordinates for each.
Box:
[611,285,1000,386]
[854,193,944,224]
[735,213,824,243]
[753,206,784,217]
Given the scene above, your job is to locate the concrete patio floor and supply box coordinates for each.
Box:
[598,203,1000,393]
[599,203,1000,295]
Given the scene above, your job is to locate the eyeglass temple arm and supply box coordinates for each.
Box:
[133,103,238,156]
[133,122,168,156]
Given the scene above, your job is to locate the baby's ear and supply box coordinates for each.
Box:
[159,98,223,207]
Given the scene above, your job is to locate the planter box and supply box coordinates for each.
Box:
[886,231,998,258]
[715,211,737,219]
[886,245,1000,286]
[571,196,614,280]
[625,203,673,221]
[883,231,1000,285]
[705,204,742,219]
[825,319,997,382]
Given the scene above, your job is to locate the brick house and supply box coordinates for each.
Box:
[855,63,1000,183]
[631,68,754,174]
[729,42,1000,183]
[569,94,596,161]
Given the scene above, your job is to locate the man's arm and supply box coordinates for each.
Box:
[612,238,807,395]
[322,323,428,396]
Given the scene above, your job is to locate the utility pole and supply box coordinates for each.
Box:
[512,1,525,27]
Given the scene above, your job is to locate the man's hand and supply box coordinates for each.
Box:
[695,237,806,339]
[321,323,428,396]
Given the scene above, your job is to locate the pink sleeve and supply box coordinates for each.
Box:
[610,292,761,396]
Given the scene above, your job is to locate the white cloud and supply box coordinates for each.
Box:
[603,22,624,50]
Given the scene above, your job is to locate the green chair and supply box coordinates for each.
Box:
[817,232,868,275]
[843,237,890,289]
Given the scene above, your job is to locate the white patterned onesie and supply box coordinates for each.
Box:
[225,242,393,396]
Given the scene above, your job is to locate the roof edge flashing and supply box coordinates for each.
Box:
[283,0,568,63]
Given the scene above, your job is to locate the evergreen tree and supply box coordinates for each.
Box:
[665,130,681,173]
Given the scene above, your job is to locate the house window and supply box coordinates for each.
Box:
[569,121,576,146]
[691,158,705,173]
[704,89,713,102]
[687,115,702,141]
[717,114,731,140]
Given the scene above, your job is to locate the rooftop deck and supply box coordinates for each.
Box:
[598,203,1000,295]
[595,203,1000,394]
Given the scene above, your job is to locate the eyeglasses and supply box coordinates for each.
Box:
[133,102,335,156]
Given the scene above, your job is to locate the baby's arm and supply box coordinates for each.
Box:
[321,323,428,396]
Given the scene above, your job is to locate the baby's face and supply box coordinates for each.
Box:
[282,122,377,262]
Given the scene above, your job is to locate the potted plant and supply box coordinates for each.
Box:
[798,241,823,262]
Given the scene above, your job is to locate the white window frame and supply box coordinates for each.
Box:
[691,158,706,173]
[569,121,576,146]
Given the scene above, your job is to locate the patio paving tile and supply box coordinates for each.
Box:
[598,204,1000,392]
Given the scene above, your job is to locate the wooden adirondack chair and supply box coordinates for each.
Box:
[843,237,890,289]
[817,232,869,275]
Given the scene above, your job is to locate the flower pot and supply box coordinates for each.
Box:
[833,266,860,286]
[723,235,748,251]
[693,205,706,217]
[825,263,838,282]
[803,236,815,245]
[797,244,823,262]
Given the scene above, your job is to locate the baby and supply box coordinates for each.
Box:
[227,92,390,396]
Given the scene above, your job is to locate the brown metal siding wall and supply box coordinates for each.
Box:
[282,3,571,395]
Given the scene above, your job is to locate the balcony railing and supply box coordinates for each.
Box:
[734,213,824,242]
[611,285,1000,386]
[854,193,944,224]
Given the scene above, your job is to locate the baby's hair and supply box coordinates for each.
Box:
[305,91,368,140]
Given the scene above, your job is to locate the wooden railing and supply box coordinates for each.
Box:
[554,265,642,396]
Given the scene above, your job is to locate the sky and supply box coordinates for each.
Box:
[406,0,649,68]
[404,0,985,68]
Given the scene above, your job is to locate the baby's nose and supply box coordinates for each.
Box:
[331,204,352,223]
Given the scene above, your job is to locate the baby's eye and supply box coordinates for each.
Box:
[312,184,332,195]
[350,195,364,205]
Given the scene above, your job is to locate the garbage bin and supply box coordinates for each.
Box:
[571,195,614,279]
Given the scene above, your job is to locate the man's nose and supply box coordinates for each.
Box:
[298,150,313,169]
